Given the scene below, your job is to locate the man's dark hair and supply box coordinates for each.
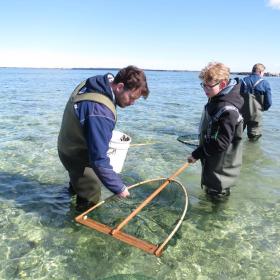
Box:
[114,65,149,98]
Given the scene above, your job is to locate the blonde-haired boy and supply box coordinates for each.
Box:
[188,62,244,198]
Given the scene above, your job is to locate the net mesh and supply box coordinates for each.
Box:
[87,179,187,245]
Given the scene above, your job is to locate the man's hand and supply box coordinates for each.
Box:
[187,155,197,163]
[117,187,130,198]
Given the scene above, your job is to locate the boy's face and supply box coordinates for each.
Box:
[201,80,223,98]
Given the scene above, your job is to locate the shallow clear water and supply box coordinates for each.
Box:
[0,68,279,279]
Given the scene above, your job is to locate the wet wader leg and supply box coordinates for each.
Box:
[69,167,102,204]
[247,120,262,141]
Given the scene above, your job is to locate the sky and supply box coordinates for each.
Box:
[0,0,280,72]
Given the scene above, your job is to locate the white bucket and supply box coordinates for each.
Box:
[107,130,131,173]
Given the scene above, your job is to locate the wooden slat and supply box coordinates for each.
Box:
[76,216,158,254]
[76,216,112,234]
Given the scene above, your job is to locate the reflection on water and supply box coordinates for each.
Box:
[0,68,279,279]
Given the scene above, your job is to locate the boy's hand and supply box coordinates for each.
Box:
[187,155,197,163]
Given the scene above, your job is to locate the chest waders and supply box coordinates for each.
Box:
[241,79,264,139]
[57,81,117,203]
[199,105,243,194]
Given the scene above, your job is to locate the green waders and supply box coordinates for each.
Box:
[57,81,117,205]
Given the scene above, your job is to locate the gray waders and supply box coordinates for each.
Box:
[241,79,264,140]
[199,105,243,195]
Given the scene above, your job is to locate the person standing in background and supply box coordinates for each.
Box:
[240,63,272,142]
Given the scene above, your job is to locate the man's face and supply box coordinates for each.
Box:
[114,84,142,108]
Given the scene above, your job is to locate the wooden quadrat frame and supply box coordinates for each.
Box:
[75,162,189,257]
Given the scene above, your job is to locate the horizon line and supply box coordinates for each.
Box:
[0,66,279,75]
[0,66,194,72]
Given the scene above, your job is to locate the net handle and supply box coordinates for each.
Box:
[111,162,189,235]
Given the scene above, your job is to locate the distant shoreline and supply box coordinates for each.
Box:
[0,66,193,72]
[0,67,279,76]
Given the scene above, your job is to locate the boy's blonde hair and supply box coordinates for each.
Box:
[199,62,230,83]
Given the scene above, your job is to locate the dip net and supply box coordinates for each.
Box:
[75,163,189,256]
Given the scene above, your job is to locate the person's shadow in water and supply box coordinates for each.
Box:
[0,171,165,228]
[0,171,77,228]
